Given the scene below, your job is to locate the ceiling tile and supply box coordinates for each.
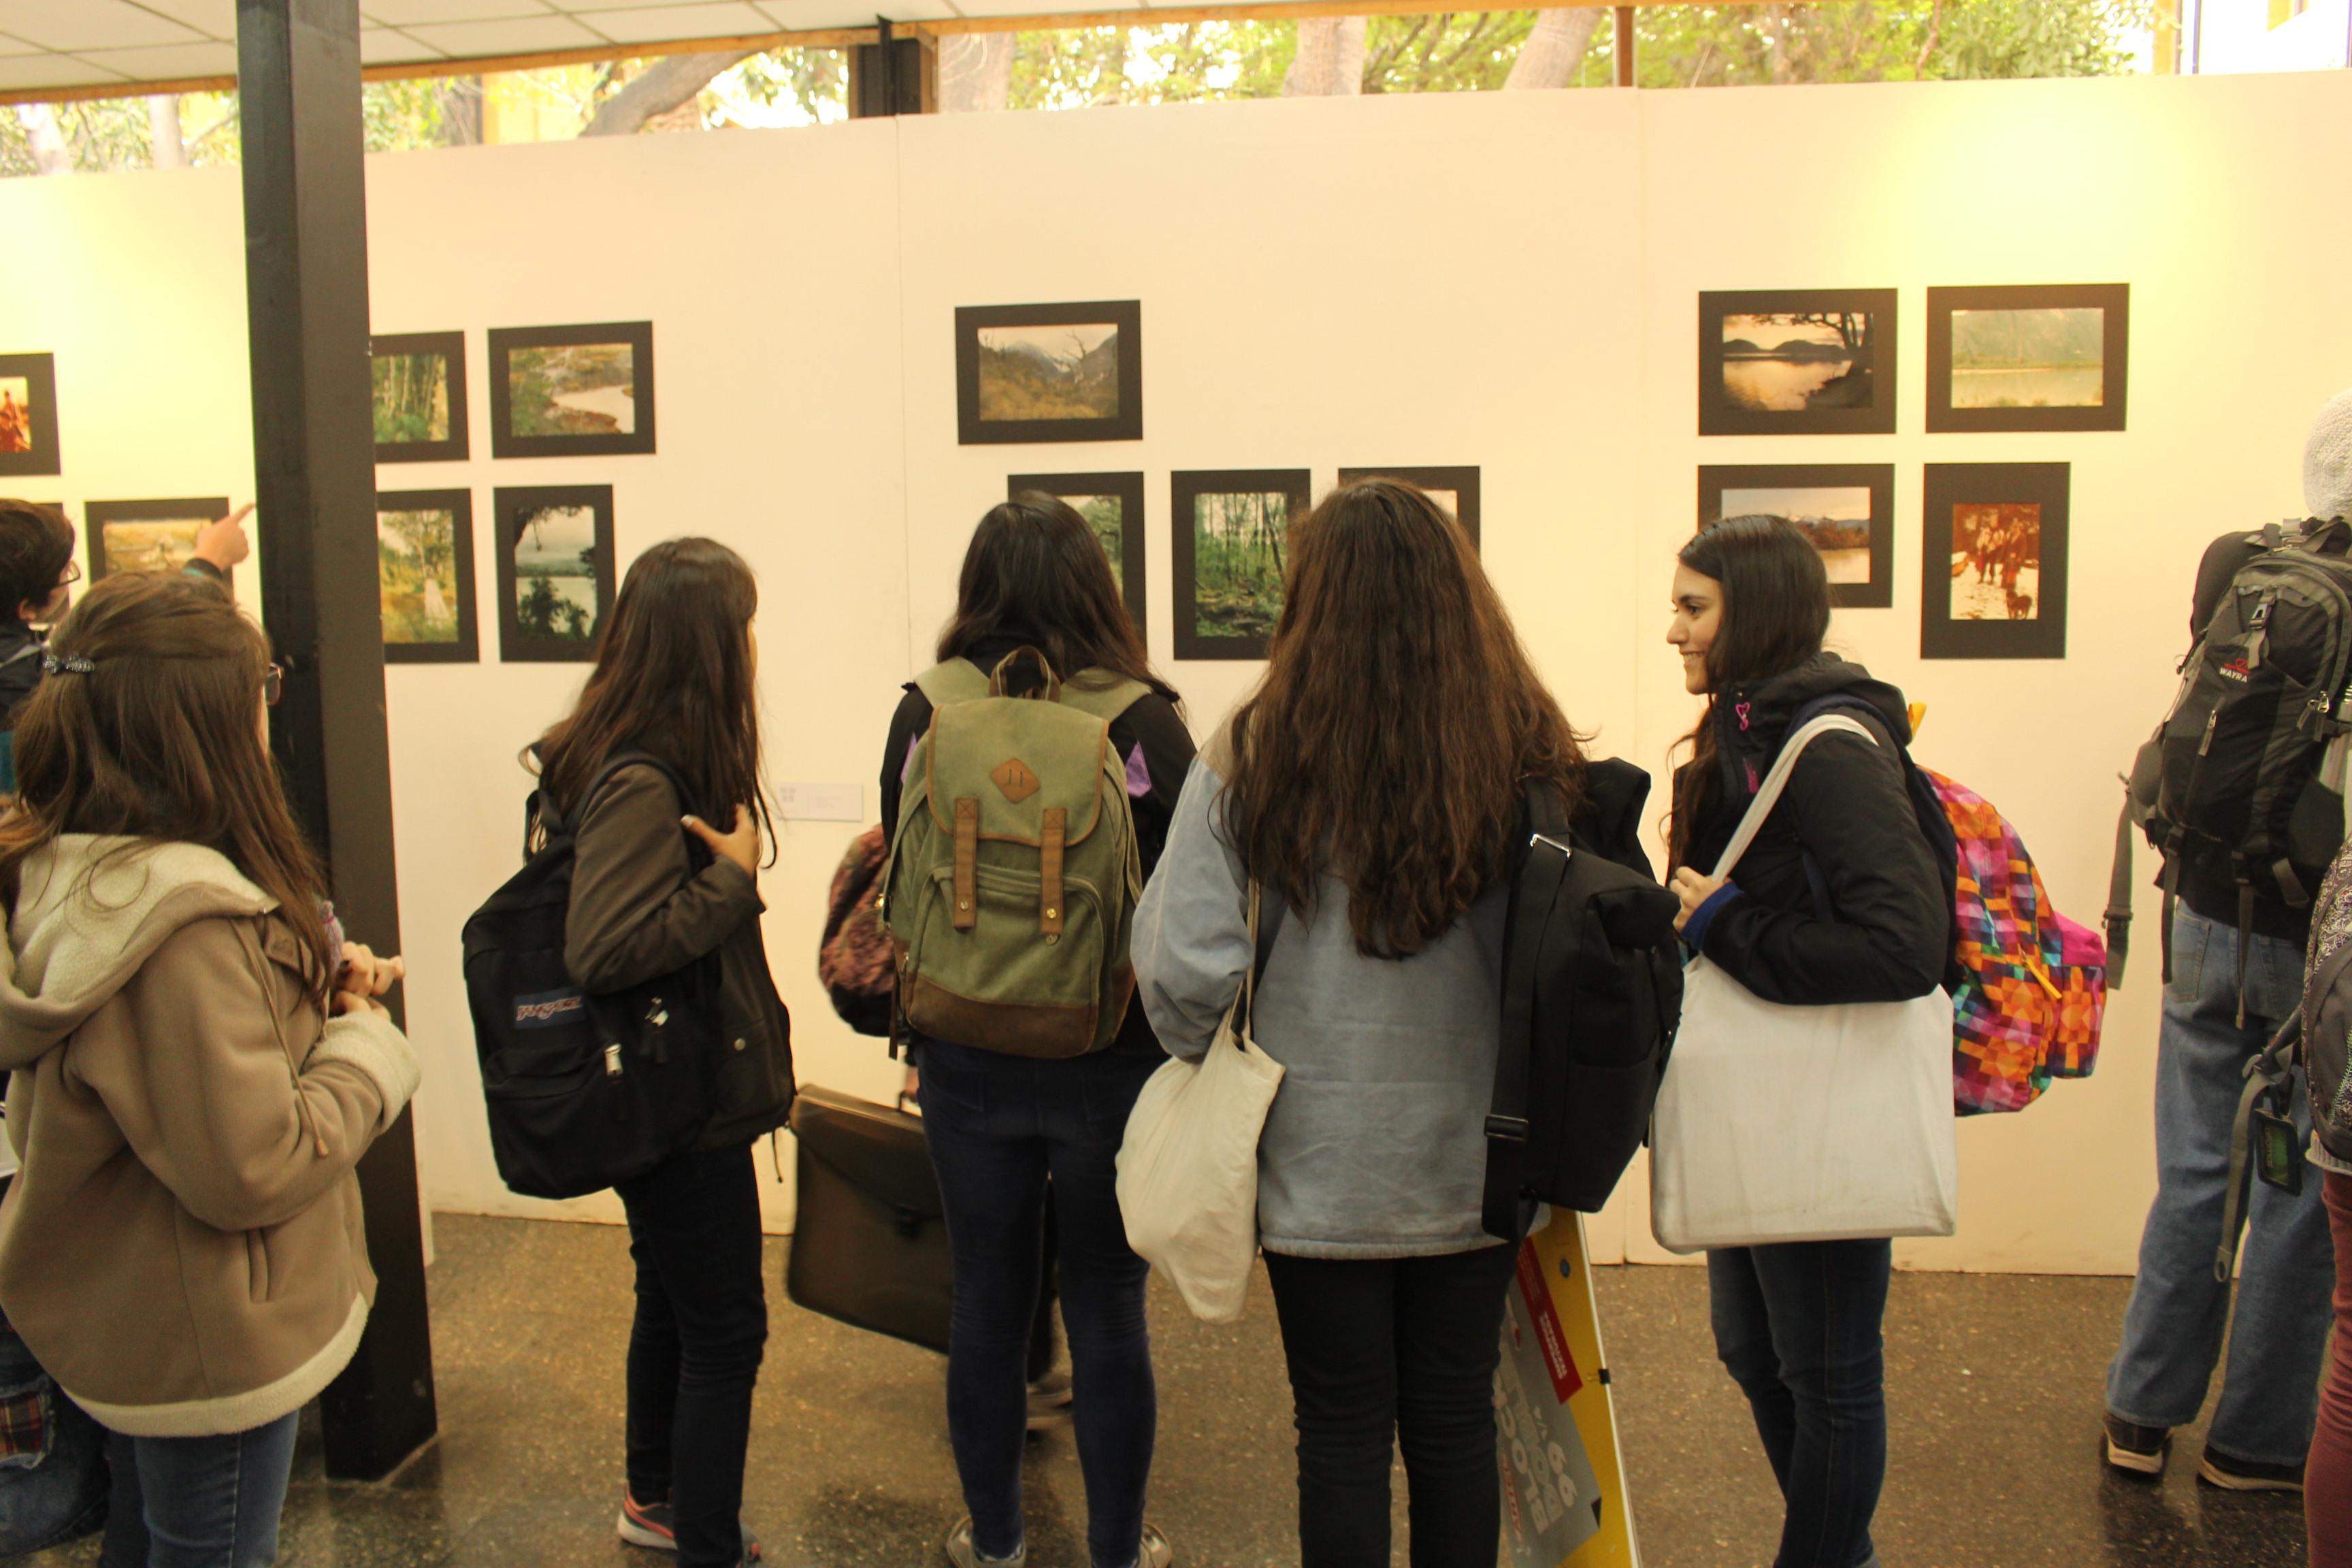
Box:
[0,53,129,88]
[563,3,772,43]
[70,39,240,81]
[754,0,944,27]
[0,0,201,50]
[361,0,553,25]
[557,0,770,10]
[359,27,450,63]
[122,0,237,39]
[0,30,40,56]
[399,14,604,53]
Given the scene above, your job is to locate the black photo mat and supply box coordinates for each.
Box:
[1009,471,1147,636]
[84,497,231,591]
[1699,289,1899,436]
[487,322,655,459]
[1926,283,2129,434]
[1921,463,2069,660]
[1698,463,1895,609]
[957,301,1143,446]
[0,353,61,478]
[493,485,615,664]
[377,487,478,664]
[371,331,470,464]
[1169,468,1311,662]
[1337,466,1481,550]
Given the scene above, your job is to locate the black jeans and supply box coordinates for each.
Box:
[1261,1243,1520,1568]
[915,1038,1158,1568]
[1708,1239,1893,1568]
[615,1142,768,1568]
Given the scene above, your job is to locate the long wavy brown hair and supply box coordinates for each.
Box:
[0,572,336,996]
[938,494,1178,705]
[533,538,771,851]
[1225,478,1586,958]
[1665,516,1831,870]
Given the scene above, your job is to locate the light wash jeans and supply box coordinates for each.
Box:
[96,1412,299,1568]
[2105,904,2336,1466]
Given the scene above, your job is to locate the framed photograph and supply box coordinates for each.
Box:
[487,323,655,459]
[1700,289,1898,436]
[493,485,614,664]
[1921,463,2069,660]
[377,488,478,664]
[1927,284,2129,433]
[1698,463,1894,609]
[1170,469,1311,662]
[85,497,231,590]
[956,301,1142,446]
[371,331,469,464]
[1009,472,1146,636]
[1338,466,1480,549]
[0,353,62,478]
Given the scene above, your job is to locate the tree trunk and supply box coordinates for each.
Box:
[580,50,755,136]
[14,105,70,176]
[1284,17,1367,95]
[938,32,1015,112]
[146,95,189,167]
[1505,8,1603,88]
[440,78,483,145]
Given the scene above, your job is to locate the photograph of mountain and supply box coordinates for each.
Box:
[1928,285,2127,432]
[378,488,476,663]
[0,353,60,477]
[489,323,656,458]
[1700,291,1898,436]
[958,303,1143,444]
[1171,469,1311,659]
[1009,471,1147,634]
[1699,463,1893,607]
[372,331,468,463]
[495,485,615,662]
[1921,463,2070,659]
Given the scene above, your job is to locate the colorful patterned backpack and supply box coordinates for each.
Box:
[1927,770,2108,1114]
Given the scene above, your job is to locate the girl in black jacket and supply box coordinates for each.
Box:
[1663,517,1946,1568]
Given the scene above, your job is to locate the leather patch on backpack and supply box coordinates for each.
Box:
[991,758,1040,803]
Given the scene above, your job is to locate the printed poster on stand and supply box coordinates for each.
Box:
[1499,1208,1639,1568]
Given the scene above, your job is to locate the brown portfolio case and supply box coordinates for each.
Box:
[784,1085,953,1354]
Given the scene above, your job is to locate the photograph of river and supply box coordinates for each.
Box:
[1950,307,2105,409]
[977,323,1121,424]
[1720,313,1874,413]
[1722,485,1873,583]
[509,502,600,643]
[509,343,636,438]
[1950,502,2042,621]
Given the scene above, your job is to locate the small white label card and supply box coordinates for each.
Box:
[778,781,864,822]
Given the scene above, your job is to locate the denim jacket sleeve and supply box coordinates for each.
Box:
[1132,756,1254,1062]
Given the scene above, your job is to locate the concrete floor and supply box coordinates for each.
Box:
[23,1213,2310,1568]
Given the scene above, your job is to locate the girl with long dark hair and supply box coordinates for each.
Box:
[877,494,1194,1568]
[1662,516,1946,1568]
[1132,478,1586,1568]
[0,573,419,1564]
[532,538,794,1568]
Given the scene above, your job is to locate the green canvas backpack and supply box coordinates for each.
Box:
[881,648,1149,1058]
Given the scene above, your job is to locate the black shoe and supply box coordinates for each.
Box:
[2197,1444,2304,1492]
[2102,1413,2169,1477]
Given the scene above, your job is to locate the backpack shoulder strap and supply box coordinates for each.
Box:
[913,660,990,708]
[1057,672,1152,723]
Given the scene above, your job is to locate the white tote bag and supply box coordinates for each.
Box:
[1650,714,1959,1254]
[1116,885,1287,1323]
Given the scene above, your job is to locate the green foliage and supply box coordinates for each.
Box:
[712,48,849,125]
[378,508,460,644]
[1613,0,2149,88]
[372,353,450,444]
[1363,12,1539,93]
[362,78,457,151]
[1192,493,1289,640]
[1011,21,1297,107]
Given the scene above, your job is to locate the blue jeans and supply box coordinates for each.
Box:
[915,1038,1158,1568]
[95,1414,299,1568]
[0,1315,108,1554]
[1709,1239,1892,1568]
[2106,904,2336,1466]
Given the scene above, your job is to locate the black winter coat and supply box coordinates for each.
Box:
[1675,653,1947,1008]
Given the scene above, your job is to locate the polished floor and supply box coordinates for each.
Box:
[24,1213,2310,1568]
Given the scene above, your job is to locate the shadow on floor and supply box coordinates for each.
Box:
[20,1215,2308,1567]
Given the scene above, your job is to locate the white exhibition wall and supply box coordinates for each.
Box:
[1,68,2347,1274]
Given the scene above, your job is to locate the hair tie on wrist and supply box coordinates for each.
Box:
[41,653,93,676]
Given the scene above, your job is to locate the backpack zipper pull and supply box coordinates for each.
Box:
[604,1044,623,1079]
[2198,708,2220,757]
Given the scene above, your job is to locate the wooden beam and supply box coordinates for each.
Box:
[1614,3,1635,84]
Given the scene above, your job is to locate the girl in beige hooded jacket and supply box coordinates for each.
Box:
[0,572,419,1567]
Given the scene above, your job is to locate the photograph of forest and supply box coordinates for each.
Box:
[379,505,461,644]
[98,518,208,576]
[1190,490,1289,642]
[372,351,452,445]
[508,343,636,438]
[1720,312,1876,413]
[977,324,1121,424]
[1068,492,1126,593]
[1950,308,2105,409]
[509,503,600,644]
[0,378,28,453]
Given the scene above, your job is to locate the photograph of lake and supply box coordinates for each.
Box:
[1952,502,2042,621]
[977,324,1121,424]
[510,504,600,642]
[1722,485,1873,583]
[0,378,29,453]
[379,506,461,645]
[373,352,452,446]
[1950,307,2104,408]
[1720,313,1874,412]
[99,518,207,576]
[508,344,636,438]
[1192,491,1289,641]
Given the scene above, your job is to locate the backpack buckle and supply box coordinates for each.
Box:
[1484,1115,1529,1143]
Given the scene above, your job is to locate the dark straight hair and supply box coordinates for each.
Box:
[1667,514,1833,868]
[938,493,1177,704]
[0,500,73,621]
[533,537,771,850]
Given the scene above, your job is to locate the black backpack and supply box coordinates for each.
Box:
[2108,519,2352,1009]
[1480,761,1686,1239]
[462,754,724,1200]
